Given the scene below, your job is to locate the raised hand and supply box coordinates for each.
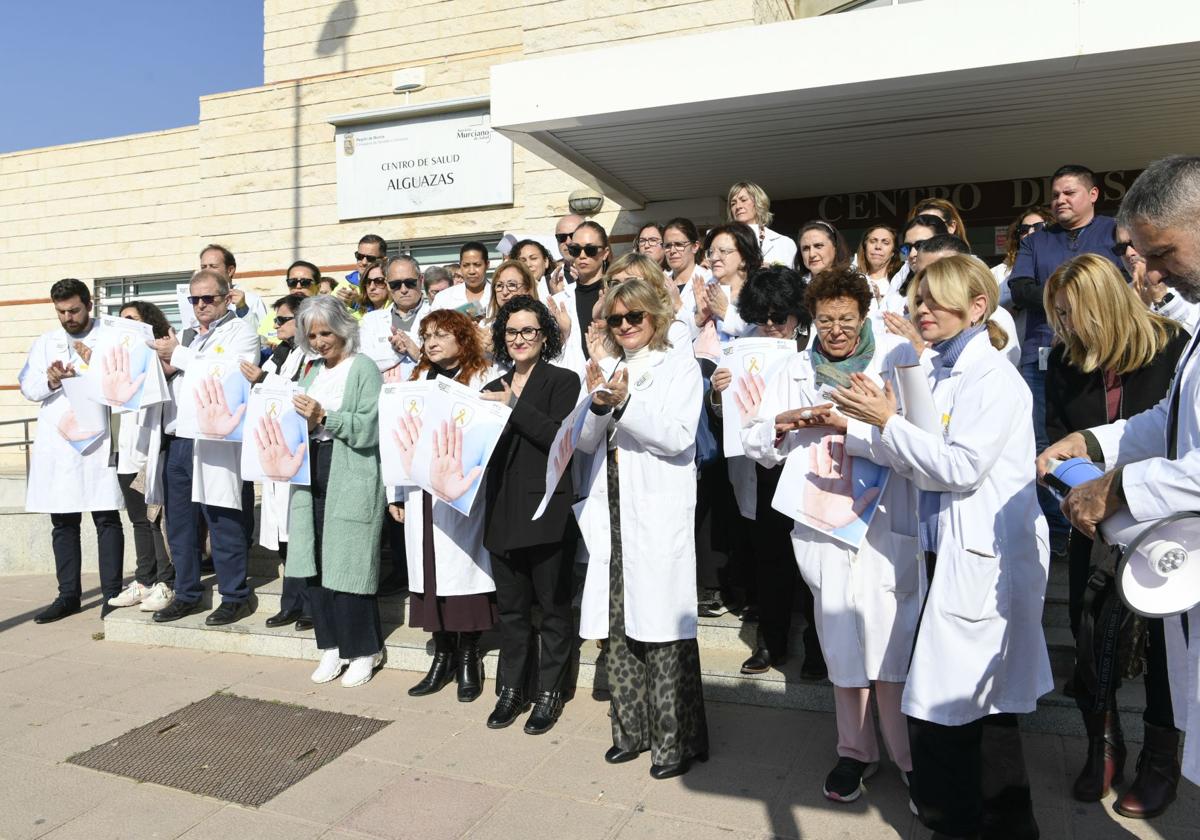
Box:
[254,416,307,481]
[547,266,565,296]
[480,379,515,407]
[430,420,483,503]
[227,287,247,310]
[240,359,265,384]
[392,412,422,477]
[800,434,880,531]
[195,375,246,437]
[706,282,730,321]
[56,409,101,443]
[586,321,609,364]
[151,328,179,364]
[733,372,765,423]
[831,374,897,430]
[388,327,420,359]
[547,297,572,341]
[883,311,925,355]
[591,368,629,409]
[100,345,147,405]
[693,277,712,326]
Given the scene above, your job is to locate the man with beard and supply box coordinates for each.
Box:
[20,279,125,623]
[1039,155,1200,819]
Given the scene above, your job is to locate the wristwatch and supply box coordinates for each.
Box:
[1152,292,1176,311]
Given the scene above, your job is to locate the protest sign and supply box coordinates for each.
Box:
[174,350,250,442]
[240,382,310,485]
[532,389,593,520]
[378,380,431,487]
[82,315,167,413]
[719,337,796,457]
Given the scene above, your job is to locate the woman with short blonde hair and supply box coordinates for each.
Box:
[486,259,540,322]
[725,181,796,267]
[601,274,674,357]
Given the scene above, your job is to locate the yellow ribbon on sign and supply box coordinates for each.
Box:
[453,408,468,426]
[747,356,762,374]
[406,399,419,415]
[266,401,280,418]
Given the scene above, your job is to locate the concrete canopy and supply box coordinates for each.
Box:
[490,0,1200,209]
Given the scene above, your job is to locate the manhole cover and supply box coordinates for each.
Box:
[68,693,389,806]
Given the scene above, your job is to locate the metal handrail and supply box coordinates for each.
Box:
[0,416,36,478]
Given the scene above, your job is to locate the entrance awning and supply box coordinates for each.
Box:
[490,0,1200,209]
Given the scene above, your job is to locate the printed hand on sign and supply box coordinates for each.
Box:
[101,345,146,405]
[430,419,483,503]
[801,435,881,531]
[393,412,422,478]
[56,409,101,443]
[733,373,765,426]
[254,415,307,481]
[196,375,246,437]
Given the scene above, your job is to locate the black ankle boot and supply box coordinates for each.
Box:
[1073,711,1125,802]
[487,687,529,729]
[524,690,564,735]
[408,633,456,697]
[456,632,483,702]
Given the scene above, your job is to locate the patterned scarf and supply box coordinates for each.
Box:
[811,320,876,389]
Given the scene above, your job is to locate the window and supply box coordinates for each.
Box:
[94,271,192,329]
[391,233,503,276]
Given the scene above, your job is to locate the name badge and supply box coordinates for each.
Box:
[633,371,654,391]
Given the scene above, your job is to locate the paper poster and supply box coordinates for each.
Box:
[719,337,796,457]
[360,314,400,372]
[895,364,940,433]
[771,432,890,550]
[55,376,110,455]
[378,381,431,487]
[81,315,167,413]
[387,375,511,516]
[240,382,310,485]
[175,284,199,331]
[532,389,593,520]
[174,351,250,442]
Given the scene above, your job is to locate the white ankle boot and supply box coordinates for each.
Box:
[311,648,347,683]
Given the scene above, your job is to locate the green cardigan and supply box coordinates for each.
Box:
[285,353,385,595]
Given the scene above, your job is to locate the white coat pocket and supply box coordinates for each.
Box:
[941,551,1005,623]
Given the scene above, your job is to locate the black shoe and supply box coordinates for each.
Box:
[486,687,529,729]
[294,616,314,632]
[823,756,877,802]
[800,648,828,680]
[199,555,215,574]
[739,604,760,623]
[205,600,253,626]
[740,646,783,675]
[34,598,81,624]
[264,609,301,628]
[604,746,643,764]
[650,752,707,780]
[408,651,456,697]
[456,638,483,703]
[153,598,203,623]
[524,690,564,735]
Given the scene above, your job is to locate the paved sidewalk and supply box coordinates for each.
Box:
[0,573,1196,840]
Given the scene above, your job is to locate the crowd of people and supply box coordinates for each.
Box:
[21,155,1200,840]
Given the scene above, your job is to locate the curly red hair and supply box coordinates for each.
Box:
[410,308,489,385]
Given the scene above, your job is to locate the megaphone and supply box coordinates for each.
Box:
[1046,457,1200,618]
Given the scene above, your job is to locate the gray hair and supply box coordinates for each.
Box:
[385,254,421,275]
[295,294,361,357]
[423,265,451,287]
[190,268,229,295]
[1118,155,1200,231]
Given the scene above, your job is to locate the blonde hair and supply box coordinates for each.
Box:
[725,181,773,227]
[909,255,1006,351]
[907,197,968,241]
[487,259,539,320]
[602,277,674,356]
[1045,254,1179,375]
[604,252,670,292]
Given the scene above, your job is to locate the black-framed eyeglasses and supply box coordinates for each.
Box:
[504,326,543,342]
[637,237,662,248]
[274,315,295,327]
[1018,222,1046,237]
[187,294,226,305]
[388,278,421,291]
[566,243,603,258]
[354,251,381,262]
[899,240,928,258]
[606,310,647,329]
[1111,240,1134,257]
[286,277,314,288]
[554,232,571,244]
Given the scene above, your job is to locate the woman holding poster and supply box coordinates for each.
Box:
[831,256,1050,840]
[575,277,708,781]
[402,309,498,703]
[479,297,580,734]
[284,296,387,688]
[739,268,918,805]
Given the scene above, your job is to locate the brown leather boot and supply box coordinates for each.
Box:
[1113,723,1180,819]
[1072,711,1126,801]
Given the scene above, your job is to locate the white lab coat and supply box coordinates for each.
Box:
[741,333,920,686]
[21,324,123,513]
[750,224,798,268]
[1088,328,1200,782]
[870,331,1053,725]
[402,370,495,597]
[430,282,491,313]
[548,284,592,379]
[169,313,261,510]
[359,302,430,377]
[256,343,316,550]
[575,349,702,643]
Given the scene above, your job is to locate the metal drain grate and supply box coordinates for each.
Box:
[68,693,389,806]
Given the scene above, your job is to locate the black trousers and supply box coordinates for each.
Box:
[50,510,124,602]
[751,466,819,660]
[492,542,575,694]
[276,542,309,617]
[695,457,737,594]
[117,472,173,587]
[908,713,1039,840]
[307,440,382,659]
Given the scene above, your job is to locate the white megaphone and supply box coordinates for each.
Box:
[1045,457,1200,618]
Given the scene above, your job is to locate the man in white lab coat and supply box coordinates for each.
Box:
[150,269,261,626]
[20,279,125,623]
[1043,155,1200,818]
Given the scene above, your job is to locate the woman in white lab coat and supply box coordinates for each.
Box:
[575,277,708,780]
[398,308,497,703]
[832,255,1051,840]
[739,267,920,805]
[726,181,797,267]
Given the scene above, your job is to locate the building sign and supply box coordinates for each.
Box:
[335,110,513,220]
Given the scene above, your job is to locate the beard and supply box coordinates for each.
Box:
[62,319,90,335]
[1169,265,1200,304]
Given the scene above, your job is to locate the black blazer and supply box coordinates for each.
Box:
[482,360,582,555]
[1045,328,1190,443]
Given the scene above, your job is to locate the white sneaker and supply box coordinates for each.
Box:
[311,649,347,684]
[108,581,149,608]
[139,582,175,612]
[341,650,385,687]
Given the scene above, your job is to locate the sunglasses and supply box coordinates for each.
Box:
[286,277,314,289]
[1017,222,1046,237]
[899,240,929,258]
[274,315,295,327]
[554,233,571,244]
[756,312,792,326]
[566,243,603,258]
[1111,240,1134,257]
[605,310,647,329]
[187,294,226,305]
[354,251,382,262]
[388,278,421,291]
[504,326,543,341]
[364,276,388,286]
